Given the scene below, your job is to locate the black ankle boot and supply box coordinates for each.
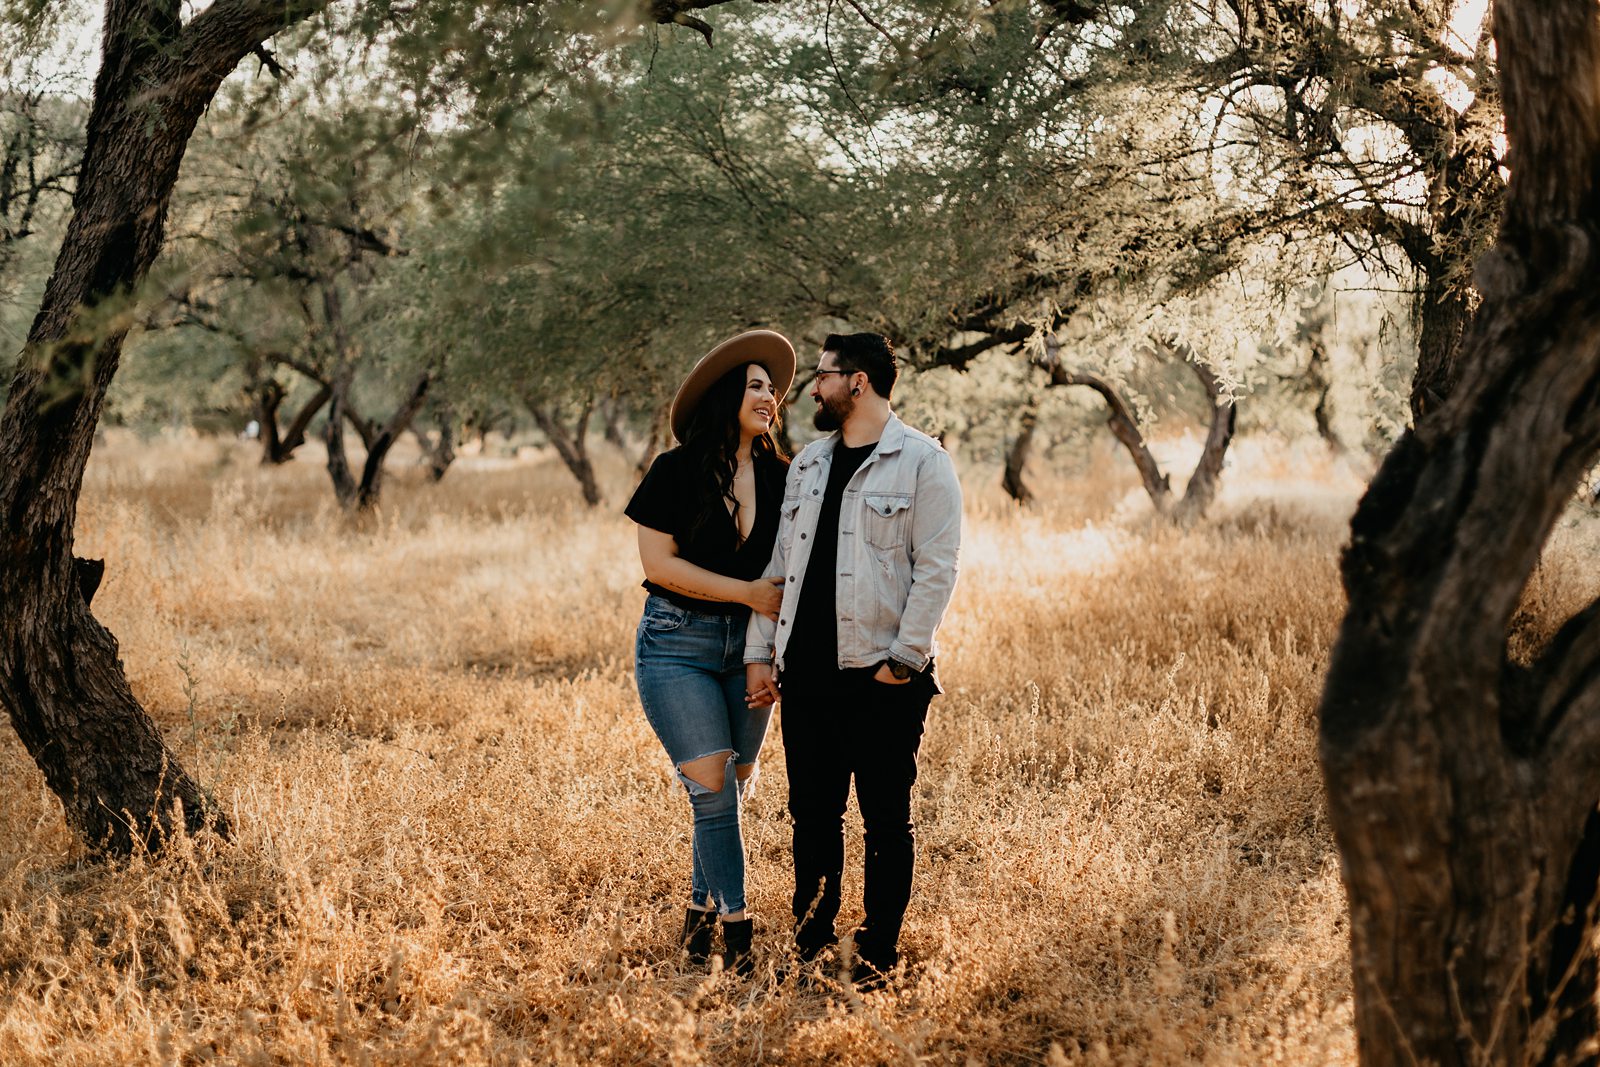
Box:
[680,907,717,965]
[721,918,755,976]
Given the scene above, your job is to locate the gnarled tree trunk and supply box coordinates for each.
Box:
[1048,367,1173,512]
[635,409,667,481]
[1320,3,1600,1063]
[1039,343,1235,522]
[0,0,321,852]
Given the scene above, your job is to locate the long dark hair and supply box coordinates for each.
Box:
[680,362,789,543]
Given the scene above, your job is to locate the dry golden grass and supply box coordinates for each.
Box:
[1,430,1585,1064]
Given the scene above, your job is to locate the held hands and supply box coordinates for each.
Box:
[745,575,785,620]
[746,663,780,708]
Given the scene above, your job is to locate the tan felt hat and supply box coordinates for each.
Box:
[669,329,797,443]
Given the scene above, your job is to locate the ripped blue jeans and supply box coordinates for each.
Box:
[635,595,773,915]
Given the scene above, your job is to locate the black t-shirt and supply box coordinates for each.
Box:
[786,440,876,668]
[625,447,788,614]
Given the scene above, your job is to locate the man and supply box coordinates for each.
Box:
[744,332,962,987]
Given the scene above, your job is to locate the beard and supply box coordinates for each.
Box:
[813,392,853,432]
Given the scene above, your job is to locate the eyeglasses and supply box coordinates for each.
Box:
[813,368,854,379]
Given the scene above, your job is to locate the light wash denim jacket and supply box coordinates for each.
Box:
[744,414,962,675]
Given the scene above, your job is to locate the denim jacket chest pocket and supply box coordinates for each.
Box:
[861,492,913,550]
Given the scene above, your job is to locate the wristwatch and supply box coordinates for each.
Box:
[885,659,913,681]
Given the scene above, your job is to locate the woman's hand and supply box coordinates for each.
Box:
[746,663,781,708]
[745,575,785,620]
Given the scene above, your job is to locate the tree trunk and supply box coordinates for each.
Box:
[255,378,286,461]
[1409,79,1504,423]
[0,0,319,852]
[1046,366,1173,513]
[602,395,628,448]
[1172,360,1236,524]
[636,411,666,481]
[1306,337,1344,455]
[277,382,332,462]
[772,378,803,458]
[317,272,366,509]
[324,363,359,509]
[1410,274,1476,423]
[528,396,602,507]
[413,402,456,483]
[257,378,331,465]
[354,370,431,510]
[1296,288,1346,455]
[1320,3,1600,1063]
[343,403,377,451]
[1000,400,1039,505]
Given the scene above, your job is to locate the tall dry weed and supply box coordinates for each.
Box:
[2,432,1591,1064]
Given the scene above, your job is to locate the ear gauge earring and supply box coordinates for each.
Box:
[852,388,861,396]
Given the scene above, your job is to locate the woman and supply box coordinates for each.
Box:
[625,330,796,975]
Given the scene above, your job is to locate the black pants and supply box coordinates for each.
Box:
[779,662,934,970]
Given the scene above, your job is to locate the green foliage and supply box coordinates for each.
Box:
[12,0,1466,455]
[416,5,1077,432]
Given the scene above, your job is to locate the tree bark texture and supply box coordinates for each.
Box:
[1411,276,1476,423]
[0,0,329,852]
[1410,79,1504,422]
[1320,3,1600,1063]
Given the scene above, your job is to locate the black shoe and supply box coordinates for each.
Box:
[796,936,838,965]
[774,941,838,987]
[849,958,892,992]
[722,918,755,977]
[680,907,717,966]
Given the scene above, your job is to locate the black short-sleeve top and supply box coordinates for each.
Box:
[625,447,788,613]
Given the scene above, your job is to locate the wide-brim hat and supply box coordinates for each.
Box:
[669,329,797,443]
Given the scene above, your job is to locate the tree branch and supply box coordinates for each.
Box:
[1043,361,1172,511]
[177,0,333,82]
[263,350,330,386]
